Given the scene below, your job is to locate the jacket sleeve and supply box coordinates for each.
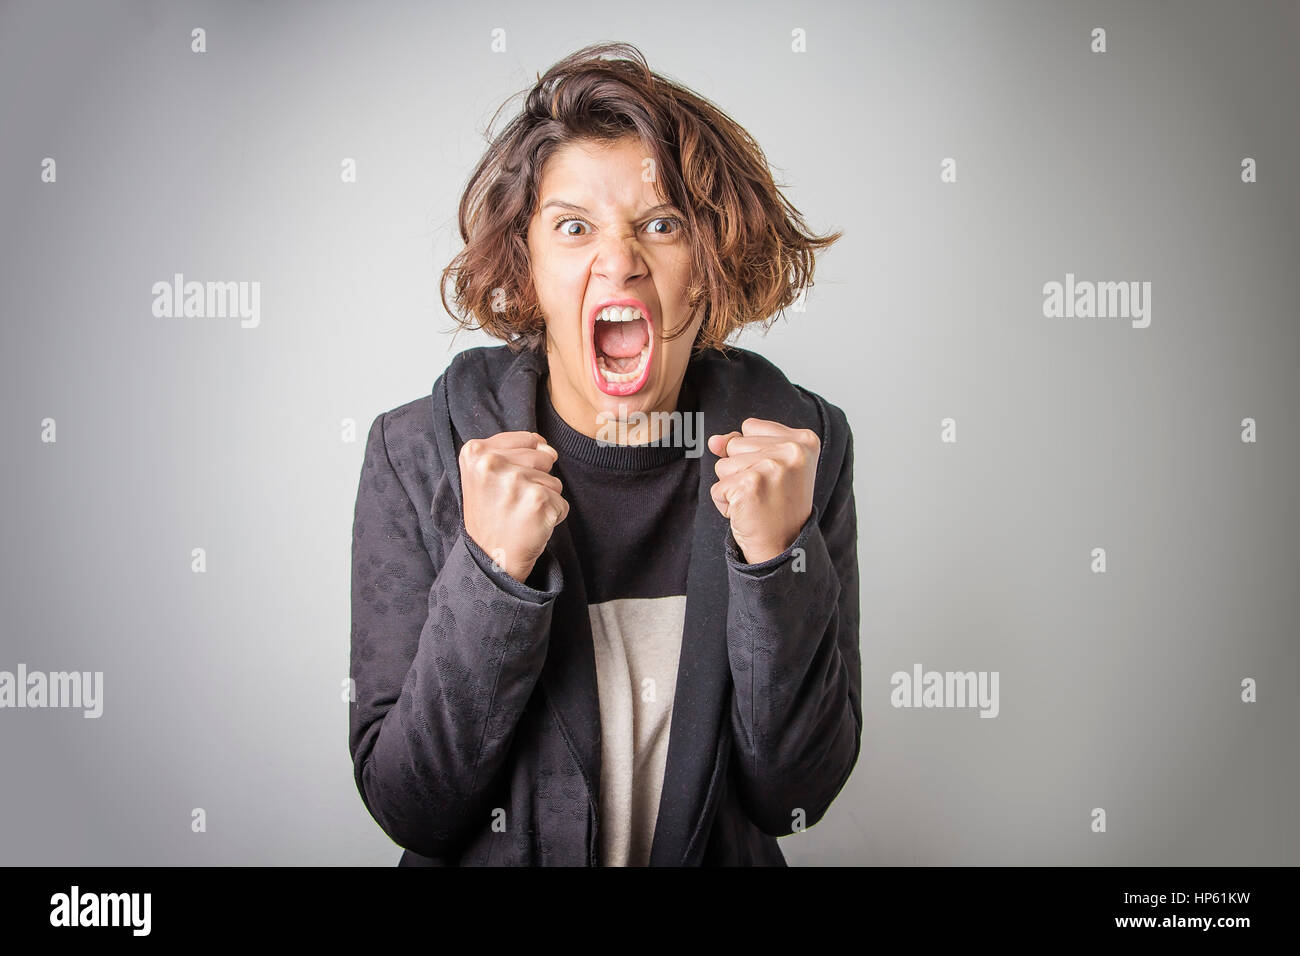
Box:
[349,411,563,860]
[722,411,862,837]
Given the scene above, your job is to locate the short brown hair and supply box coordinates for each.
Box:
[439,41,842,355]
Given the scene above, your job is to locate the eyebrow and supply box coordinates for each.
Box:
[540,200,680,217]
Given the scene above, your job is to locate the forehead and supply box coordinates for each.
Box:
[536,136,664,212]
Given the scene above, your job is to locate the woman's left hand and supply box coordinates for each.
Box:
[708,418,820,565]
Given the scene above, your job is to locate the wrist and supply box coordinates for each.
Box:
[736,536,792,565]
[506,559,536,584]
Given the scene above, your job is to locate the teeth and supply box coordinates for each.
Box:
[593,305,651,384]
[597,343,651,383]
[596,306,646,323]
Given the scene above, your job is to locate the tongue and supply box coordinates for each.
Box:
[594,318,649,364]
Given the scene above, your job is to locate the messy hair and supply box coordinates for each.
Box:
[439,41,842,355]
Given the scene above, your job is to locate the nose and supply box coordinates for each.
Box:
[591,229,647,287]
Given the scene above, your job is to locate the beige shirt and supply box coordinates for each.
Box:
[588,594,686,867]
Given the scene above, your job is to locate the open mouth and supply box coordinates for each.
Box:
[590,299,653,395]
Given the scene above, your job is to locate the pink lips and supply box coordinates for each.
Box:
[589,297,654,396]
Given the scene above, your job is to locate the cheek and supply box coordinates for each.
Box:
[535,259,584,301]
[530,265,569,317]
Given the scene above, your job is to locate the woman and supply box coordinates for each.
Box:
[349,41,861,866]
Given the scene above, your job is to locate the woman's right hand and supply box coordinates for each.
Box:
[460,431,568,583]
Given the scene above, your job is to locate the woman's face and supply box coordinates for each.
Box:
[526,135,705,443]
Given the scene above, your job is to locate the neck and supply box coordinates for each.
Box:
[543,373,683,445]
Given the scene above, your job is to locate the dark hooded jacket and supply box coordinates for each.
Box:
[349,342,861,865]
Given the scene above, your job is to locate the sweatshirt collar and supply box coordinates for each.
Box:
[534,371,697,470]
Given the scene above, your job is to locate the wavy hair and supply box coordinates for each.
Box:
[439,41,842,355]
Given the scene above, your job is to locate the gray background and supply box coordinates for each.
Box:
[1,0,1297,865]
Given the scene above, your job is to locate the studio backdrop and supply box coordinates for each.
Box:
[1,0,1297,865]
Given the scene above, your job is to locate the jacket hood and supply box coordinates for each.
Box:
[427,342,849,865]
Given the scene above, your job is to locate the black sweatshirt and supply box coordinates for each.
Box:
[528,374,697,865]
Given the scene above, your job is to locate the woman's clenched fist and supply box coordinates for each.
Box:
[460,431,568,584]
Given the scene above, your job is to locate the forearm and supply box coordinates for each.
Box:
[348,411,562,859]
[724,506,860,834]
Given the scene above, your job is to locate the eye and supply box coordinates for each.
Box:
[645,217,682,236]
[553,215,589,235]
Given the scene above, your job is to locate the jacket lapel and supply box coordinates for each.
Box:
[648,347,831,864]
[645,353,735,865]
[433,346,604,852]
